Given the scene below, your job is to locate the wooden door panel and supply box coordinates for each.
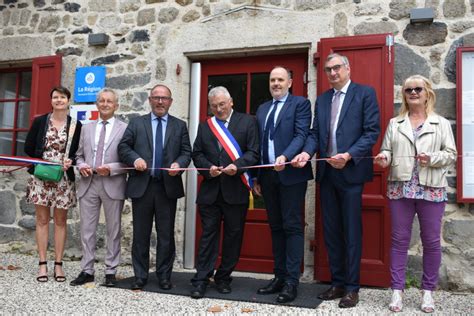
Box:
[314,34,393,287]
[364,171,385,196]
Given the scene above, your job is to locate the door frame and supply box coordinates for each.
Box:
[183,52,309,272]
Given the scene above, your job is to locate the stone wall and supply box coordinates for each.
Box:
[0,0,473,291]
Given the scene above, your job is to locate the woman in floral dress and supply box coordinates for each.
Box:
[374,75,457,313]
[24,86,82,283]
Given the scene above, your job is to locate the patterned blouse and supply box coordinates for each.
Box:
[387,124,447,202]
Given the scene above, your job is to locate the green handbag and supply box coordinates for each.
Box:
[32,115,78,183]
[34,164,64,182]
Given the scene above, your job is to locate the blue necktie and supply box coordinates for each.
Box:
[262,100,280,164]
[153,117,163,178]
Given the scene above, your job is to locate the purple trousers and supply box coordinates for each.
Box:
[389,198,445,291]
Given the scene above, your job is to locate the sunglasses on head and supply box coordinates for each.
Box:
[404,87,424,94]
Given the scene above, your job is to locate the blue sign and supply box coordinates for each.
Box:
[74,66,106,103]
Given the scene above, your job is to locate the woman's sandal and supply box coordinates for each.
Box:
[421,290,435,313]
[36,261,48,282]
[54,261,66,282]
[388,289,403,312]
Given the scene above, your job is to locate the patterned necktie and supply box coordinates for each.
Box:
[328,91,342,156]
[153,117,163,178]
[262,100,280,164]
[94,121,107,168]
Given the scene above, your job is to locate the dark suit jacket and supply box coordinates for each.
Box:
[255,94,313,186]
[192,111,259,205]
[24,113,82,181]
[303,81,380,184]
[118,113,192,199]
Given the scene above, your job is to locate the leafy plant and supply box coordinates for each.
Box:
[405,272,421,288]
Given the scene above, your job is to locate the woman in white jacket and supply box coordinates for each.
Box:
[374,75,457,313]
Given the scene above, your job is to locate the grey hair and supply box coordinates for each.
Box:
[208,86,231,99]
[96,88,119,104]
[326,53,350,67]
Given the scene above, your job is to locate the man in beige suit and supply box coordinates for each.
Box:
[71,88,128,287]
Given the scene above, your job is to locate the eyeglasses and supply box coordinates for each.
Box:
[149,96,172,102]
[209,100,231,109]
[324,64,345,73]
[404,87,424,94]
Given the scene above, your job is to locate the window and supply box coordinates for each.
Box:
[0,54,62,165]
[0,68,32,156]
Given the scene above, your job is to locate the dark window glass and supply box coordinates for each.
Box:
[0,73,17,99]
[0,102,15,129]
[250,73,271,115]
[15,132,27,156]
[208,74,247,115]
[0,132,13,155]
[20,71,32,98]
[17,101,30,129]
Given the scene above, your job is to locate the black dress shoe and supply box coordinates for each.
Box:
[216,282,231,294]
[276,283,297,303]
[190,284,207,299]
[158,279,172,290]
[70,271,94,286]
[131,278,147,290]
[338,291,359,308]
[104,274,117,287]
[317,286,345,300]
[257,277,285,295]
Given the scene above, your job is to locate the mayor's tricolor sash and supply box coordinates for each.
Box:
[207,116,253,191]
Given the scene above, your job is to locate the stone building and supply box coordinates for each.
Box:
[0,0,473,291]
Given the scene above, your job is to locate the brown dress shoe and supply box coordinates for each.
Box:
[339,291,359,308]
[318,287,345,300]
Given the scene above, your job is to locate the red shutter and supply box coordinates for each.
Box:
[30,55,62,118]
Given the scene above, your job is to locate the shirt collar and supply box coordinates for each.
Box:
[334,80,351,94]
[151,112,168,122]
[98,116,115,125]
[273,93,289,104]
[215,109,233,124]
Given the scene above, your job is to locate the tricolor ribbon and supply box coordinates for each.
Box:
[0,155,61,166]
[207,116,253,191]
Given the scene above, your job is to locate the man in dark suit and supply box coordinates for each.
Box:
[71,88,127,287]
[118,84,191,291]
[292,53,380,308]
[190,86,259,299]
[253,66,313,303]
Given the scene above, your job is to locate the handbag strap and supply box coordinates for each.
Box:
[64,118,77,160]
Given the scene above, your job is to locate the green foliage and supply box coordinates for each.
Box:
[405,272,421,289]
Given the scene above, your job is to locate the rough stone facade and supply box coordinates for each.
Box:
[0,0,473,291]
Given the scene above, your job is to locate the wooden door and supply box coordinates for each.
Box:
[313,34,394,287]
[196,53,308,273]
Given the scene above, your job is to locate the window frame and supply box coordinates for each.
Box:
[0,67,32,161]
[0,54,62,167]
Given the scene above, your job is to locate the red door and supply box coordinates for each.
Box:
[195,54,308,273]
[313,34,394,287]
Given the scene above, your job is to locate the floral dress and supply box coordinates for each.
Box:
[387,124,447,202]
[26,119,77,209]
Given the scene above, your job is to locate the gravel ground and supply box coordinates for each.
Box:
[0,253,472,315]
